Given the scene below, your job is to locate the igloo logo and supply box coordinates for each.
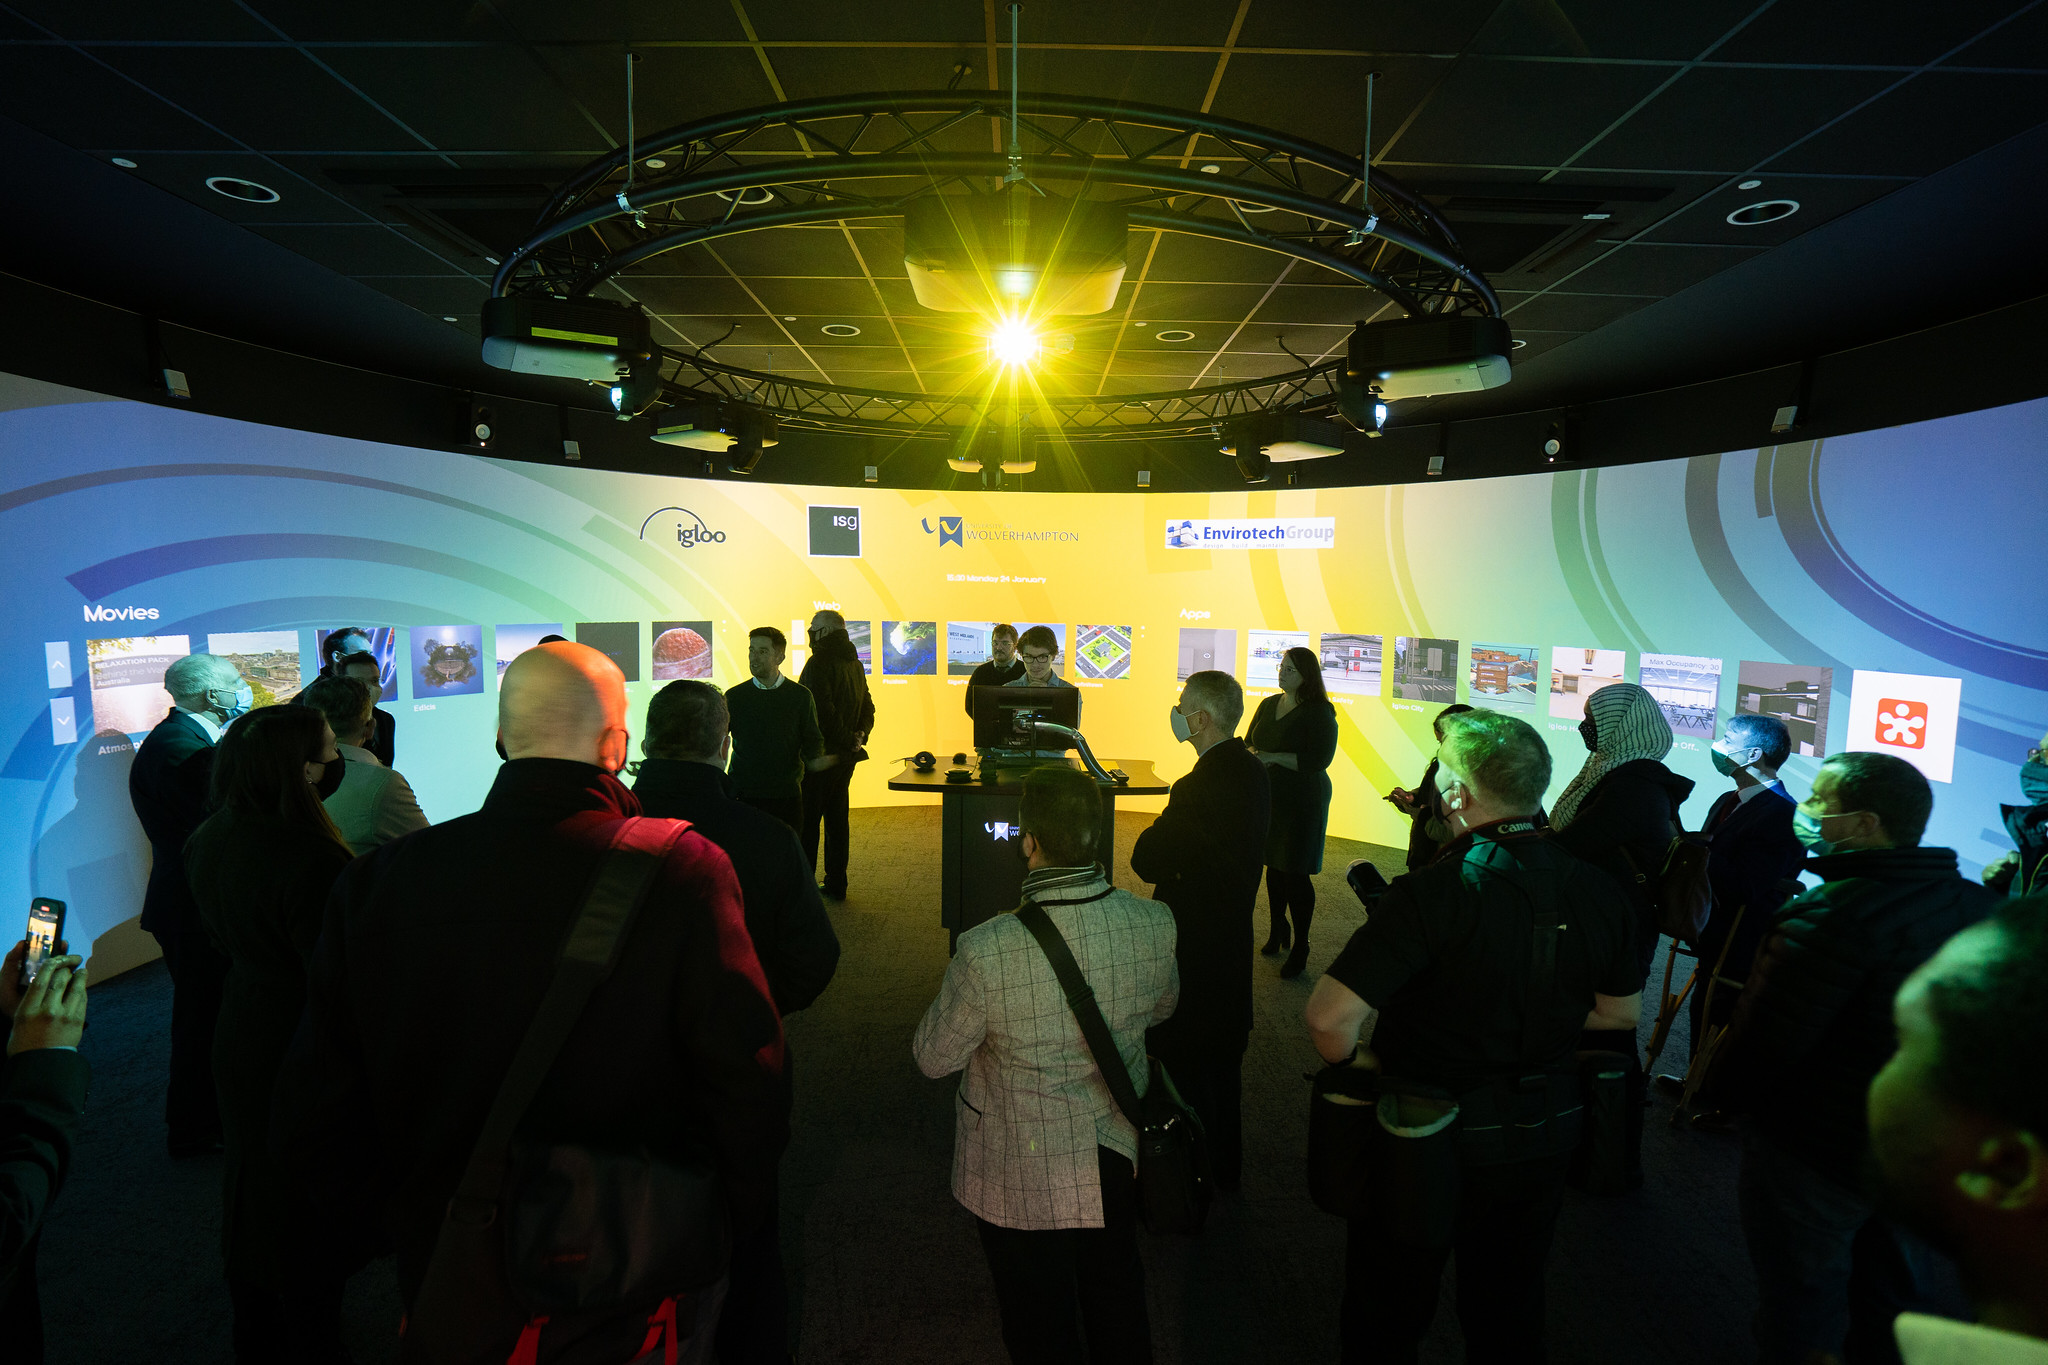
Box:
[1875,698,1928,749]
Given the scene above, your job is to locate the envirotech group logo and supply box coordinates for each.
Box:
[809,505,862,557]
[638,507,726,547]
[920,512,1078,547]
[1164,517,1336,549]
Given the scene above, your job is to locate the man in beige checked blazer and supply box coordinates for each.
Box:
[914,766,1180,1364]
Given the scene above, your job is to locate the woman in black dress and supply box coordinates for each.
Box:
[184,704,355,1361]
[1246,646,1340,978]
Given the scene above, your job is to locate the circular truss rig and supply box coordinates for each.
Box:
[492,91,1502,441]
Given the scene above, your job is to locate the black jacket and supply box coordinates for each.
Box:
[632,759,841,1014]
[185,808,353,1282]
[1988,800,2048,898]
[798,631,874,758]
[127,709,217,936]
[1699,782,1805,974]
[1132,737,1271,1051]
[272,759,788,1330]
[0,1048,88,1365]
[366,706,396,769]
[963,659,1026,717]
[1711,845,1995,1186]
[1552,759,1696,923]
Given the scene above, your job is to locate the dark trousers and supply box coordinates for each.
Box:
[715,1171,789,1364]
[975,1147,1151,1365]
[1341,1152,1572,1364]
[801,764,855,895]
[741,794,803,837]
[1264,867,1315,944]
[228,1272,347,1365]
[1688,903,1770,1055]
[151,924,228,1145]
[1148,1034,1245,1190]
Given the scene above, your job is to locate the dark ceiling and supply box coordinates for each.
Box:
[3,0,2047,446]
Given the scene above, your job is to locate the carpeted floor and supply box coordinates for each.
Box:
[37,805,1759,1364]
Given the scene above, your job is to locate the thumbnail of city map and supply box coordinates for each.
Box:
[1075,624,1132,680]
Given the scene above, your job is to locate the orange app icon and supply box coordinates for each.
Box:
[1875,698,1928,749]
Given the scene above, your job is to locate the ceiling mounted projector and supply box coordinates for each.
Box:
[1345,315,1513,401]
[903,190,1128,317]
[481,296,654,382]
[1220,411,1348,464]
[653,403,780,466]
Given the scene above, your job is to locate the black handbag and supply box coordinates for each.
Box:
[1015,899,1213,1235]
[402,817,731,1365]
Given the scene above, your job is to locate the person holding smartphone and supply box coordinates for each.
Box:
[1,934,91,1365]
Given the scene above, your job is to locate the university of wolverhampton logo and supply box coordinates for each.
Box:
[922,515,965,547]
[638,507,726,547]
[921,513,1077,546]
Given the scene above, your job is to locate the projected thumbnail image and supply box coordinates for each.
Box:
[1075,624,1133,680]
[651,622,715,681]
[1391,637,1459,704]
[1468,642,1539,708]
[415,625,485,696]
[1247,630,1311,689]
[1736,660,1835,758]
[1640,654,1722,741]
[575,621,641,683]
[87,634,190,736]
[846,619,873,673]
[1550,647,1626,721]
[1015,622,1067,676]
[1177,628,1238,682]
[1320,633,1383,696]
[883,621,939,676]
[947,621,1000,676]
[496,623,567,675]
[207,630,302,706]
[315,626,399,700]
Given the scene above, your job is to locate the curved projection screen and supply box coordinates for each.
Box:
[3,372,2044,971]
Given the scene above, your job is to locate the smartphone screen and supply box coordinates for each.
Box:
[24,898,64,986]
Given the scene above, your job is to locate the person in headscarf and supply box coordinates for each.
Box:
[1549,682,1693,1191]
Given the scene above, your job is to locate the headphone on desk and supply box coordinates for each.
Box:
[906,751,938,772]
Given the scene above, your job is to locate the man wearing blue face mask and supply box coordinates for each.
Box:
[1982,730,2048,899]
[1704,751,1994,1365]
[129,652,249,1157]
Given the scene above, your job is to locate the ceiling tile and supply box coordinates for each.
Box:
[1143,233,1293,285]
[1206,54,1453,161]
[359,275,490,316]
[1710,0,2029,66]
[1634,175,1899,248]
[537,43,782,142]
[317,46,605,153]
[1467,1,1765,60]
[7,0,274,40]
[743,0,983,43]
[699,227,864,276]
[1389,58,1675,167]
[1765,71,2048,178]
[1236,1,1499,53]
[99,47,433,153]
[0,47,234,150]
[746,278,892,316]
[631,275,759,314]
[1586,67,1896,173]
[1015,0,1245,46]
[489,0,749,43]
[243,0,518,41]
[1554,242,1761,296]
[1500,290,1648,331]
[1945,4,2048,66]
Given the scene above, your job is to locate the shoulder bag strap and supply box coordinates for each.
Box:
[1014,900,1146,1134]
[445,815,693,1226]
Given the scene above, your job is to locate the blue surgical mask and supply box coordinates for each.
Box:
[211,680,255,722]
[1793,804,1868,857]
[2021,759,2048,805]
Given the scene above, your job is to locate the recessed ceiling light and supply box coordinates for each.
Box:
[111,157,138,169]
[821,323,861,336]
[1156,329,1196,342]
[205,175,280,204]
[1511,338,1528,349]
[1199,163,1221,173]
[485,256,500,265]
[644,157,668,169]
[715,186,776,206]
[1582,212,1610,221]
[1726,199,1800,227]
[1232,200,1277,214]
[442,315,459,322]
[1737,179,1763,190]
[782,315,796,321]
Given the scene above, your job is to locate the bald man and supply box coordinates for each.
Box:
[274,642,788,1359]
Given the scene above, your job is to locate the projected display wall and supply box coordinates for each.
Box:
[4,375,2044,971]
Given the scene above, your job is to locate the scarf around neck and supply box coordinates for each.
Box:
[1551,681,1674,829]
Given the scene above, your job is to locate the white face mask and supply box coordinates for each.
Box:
[1169,704,1194,744]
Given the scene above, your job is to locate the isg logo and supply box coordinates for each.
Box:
[637,507,726,547]
[1874,698,1928,749]
[809,505,862,558]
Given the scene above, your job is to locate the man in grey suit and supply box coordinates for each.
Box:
[295,675,429,854]
[914,767,1178,1364]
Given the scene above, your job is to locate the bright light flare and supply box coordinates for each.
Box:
[987,319,1042,368]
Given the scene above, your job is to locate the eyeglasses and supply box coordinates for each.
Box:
[2030,746,2044,762]
[1021,652,1053,664]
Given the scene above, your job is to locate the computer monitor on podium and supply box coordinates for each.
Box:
[971,685,1080,754]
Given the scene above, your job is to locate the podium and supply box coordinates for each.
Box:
[887,758,1169,948]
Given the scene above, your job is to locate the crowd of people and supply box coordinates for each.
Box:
[0,625,2042,1365]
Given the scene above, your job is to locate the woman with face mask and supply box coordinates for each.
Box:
[1246,647,1340,978]
[183,705,357,1361]
[1984,732,2048,898]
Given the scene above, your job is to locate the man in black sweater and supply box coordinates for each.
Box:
[962,622,1024,717]
[798,612,875,901]
[725,626,830,834]
[1132,668,1270,1190]
[633,679,840,1364]
[1709,751,1994,1365]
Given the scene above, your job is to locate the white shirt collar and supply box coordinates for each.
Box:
[175,706,224,744]
[1896,1313,2048,1365]
[751,672,783,690]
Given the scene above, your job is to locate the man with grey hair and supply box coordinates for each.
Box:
[1306,708,1640,1362]
[129,651,250,1157]
[1132,667,1270,1190]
